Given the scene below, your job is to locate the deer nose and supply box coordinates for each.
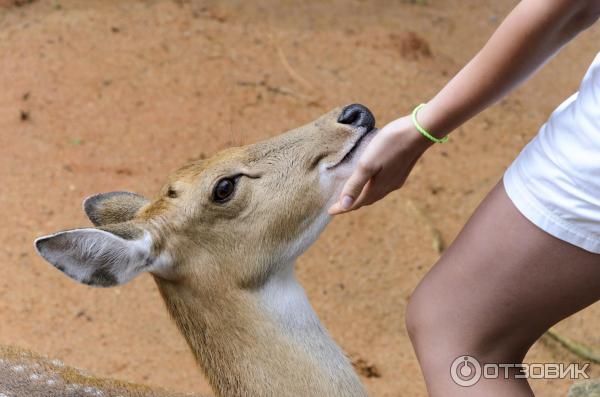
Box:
[337,104,375,132]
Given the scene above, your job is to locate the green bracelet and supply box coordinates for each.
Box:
[411,103,448,144]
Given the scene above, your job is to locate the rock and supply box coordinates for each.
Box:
[569,379,600,397]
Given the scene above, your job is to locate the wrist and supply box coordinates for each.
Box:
[404,121,435,152]
[413,102,451,141]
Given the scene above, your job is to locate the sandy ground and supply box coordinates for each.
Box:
[0,0,599,396]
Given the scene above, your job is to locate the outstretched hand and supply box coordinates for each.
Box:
[328,115,432,215]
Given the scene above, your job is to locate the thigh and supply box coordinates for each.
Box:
[411,181,600,356]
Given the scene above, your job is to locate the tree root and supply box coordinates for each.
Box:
[545,328,600,364]
[405,199,445,254]
[275,44,314,91]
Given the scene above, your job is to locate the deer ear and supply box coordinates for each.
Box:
[34,224,168,287]
[83,191,149,226]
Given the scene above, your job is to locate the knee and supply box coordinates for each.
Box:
[405,287,445,345]
[405,282,473,351]
[405,285,532,363]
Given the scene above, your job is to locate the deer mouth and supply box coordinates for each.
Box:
[327,127,377,169]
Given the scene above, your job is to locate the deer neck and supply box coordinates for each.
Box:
[154,263,365,397]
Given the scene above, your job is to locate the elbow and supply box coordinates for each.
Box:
[574,1,600,29]
[560,1,600,37]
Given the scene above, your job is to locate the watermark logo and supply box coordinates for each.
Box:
[450,355,590,387]
[450,355,482,387]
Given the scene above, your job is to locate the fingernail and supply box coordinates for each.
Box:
[341,195,354,210]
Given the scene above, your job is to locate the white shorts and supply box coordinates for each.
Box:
[503,53,600,254]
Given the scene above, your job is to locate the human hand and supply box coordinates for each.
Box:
[328,115,433,214]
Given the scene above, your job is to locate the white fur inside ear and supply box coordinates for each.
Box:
[34,229,163,287]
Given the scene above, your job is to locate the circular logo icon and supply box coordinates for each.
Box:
[450,355,482,387]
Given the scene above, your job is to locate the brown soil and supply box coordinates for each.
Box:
[0,1,598,396]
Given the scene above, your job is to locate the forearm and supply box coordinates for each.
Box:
[332,1,600,213]
[418,0,600,138]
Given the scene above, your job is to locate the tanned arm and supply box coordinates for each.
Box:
[330,0,600,214]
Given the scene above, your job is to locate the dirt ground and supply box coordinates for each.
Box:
[0,0,599,396]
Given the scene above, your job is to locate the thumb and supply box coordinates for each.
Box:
[328,162,379,214]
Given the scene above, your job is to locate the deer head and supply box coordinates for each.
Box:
[34,104,376,397]
[35,104,375,292]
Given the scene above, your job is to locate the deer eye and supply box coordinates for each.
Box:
[212,178,236,203]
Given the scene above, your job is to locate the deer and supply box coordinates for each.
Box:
[0,344,203,397]
[31,104,377,397]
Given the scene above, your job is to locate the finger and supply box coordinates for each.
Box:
[327,201,345,215]
[329,174,368,215]
[329,195,359,215]
[352,154,417,209]
[328,162,379,214]
[342,161,380,203]
[350,178,379,209]
[329,179,378,216]
[357,189,386,208]
[353,170,407,210]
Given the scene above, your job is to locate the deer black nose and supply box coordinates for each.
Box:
[337,104,375,132]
